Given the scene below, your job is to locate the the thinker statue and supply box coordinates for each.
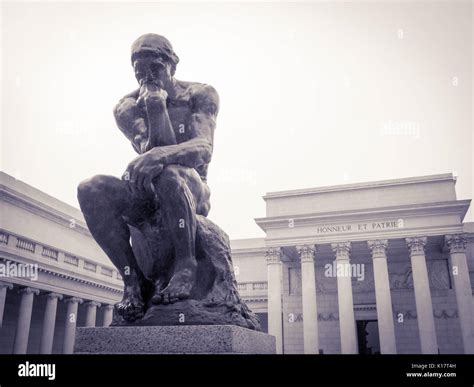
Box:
[77,33,259,329]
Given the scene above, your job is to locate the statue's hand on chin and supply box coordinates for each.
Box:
[137,81,167,112]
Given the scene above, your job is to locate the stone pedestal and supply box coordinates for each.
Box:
[74,325,276,354]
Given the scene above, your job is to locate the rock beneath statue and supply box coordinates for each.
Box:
[111,214,261,331]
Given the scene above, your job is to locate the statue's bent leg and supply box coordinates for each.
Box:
[77,174,152,321]
[152,164,209,304]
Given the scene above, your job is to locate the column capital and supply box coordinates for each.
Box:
[331,242,351,259]
[367,239,388,259]
[64,297,83,305]
[296,245,316,263]
[18,287,40,296]
[104,304,114,311]
[0,281,13,290]
[406,237,427,256]
[445,234,467,254]
[45,292,63,301]
[85,301,101,308]
[265,247,282,265]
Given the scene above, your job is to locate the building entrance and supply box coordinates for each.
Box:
[356,320,380,354]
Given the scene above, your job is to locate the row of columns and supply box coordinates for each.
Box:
[266,234,474,354]
[0,284,114,354]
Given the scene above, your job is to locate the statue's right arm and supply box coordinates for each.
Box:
[113,91,149,154]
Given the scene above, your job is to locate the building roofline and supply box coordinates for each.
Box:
[263,173,456,200]
[0,171,84,221]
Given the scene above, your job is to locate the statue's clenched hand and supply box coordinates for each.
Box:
[122,147,167,195]
[137,83,168,113]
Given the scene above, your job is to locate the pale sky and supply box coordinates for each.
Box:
[1,1,473,239]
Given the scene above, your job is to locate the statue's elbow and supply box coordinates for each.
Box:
[113,97,137,122]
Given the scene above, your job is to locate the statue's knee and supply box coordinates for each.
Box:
[77,175,111,205]
[77,178,92,203]
[155,165,193,199]
[159,164,185,186]
[198,201,211,217]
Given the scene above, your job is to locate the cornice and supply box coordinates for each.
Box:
[41,267,123,293]
[0,275,121,306]
[255,200,471,231]
[0,255,122,294]
[0,185,91,236]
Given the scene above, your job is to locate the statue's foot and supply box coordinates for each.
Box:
[151,277,167,305]
[116,285,145,322]
[159,265,196,304]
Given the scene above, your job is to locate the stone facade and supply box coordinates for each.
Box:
[255,173,474,354]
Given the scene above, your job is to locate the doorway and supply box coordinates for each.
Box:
[356,320,380,354]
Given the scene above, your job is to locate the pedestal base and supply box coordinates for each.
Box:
[74,325,276,354]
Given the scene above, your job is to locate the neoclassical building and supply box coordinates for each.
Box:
[255,173,474,354]
[1,172,473,354]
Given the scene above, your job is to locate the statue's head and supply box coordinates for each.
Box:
[131,33,179,87]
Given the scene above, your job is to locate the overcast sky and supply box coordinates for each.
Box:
[1,1,473,239]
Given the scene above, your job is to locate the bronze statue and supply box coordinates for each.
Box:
[77,34,259,329]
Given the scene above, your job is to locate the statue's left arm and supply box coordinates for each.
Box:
[124,85,219,194]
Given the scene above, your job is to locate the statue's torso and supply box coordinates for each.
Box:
[138,80,210,181]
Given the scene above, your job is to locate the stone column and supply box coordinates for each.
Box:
[368,239,397,354]
[84,301,101,327]
[102,305,114,327]
[296,244,319,354]
[445,234,474,354]
[13,287,40,354]
[0,281,13,327]
[331,242,357,354]
[265,247,283,354]
[39,292,63,354]
[63,297,83,354]
[406,237,438,354]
